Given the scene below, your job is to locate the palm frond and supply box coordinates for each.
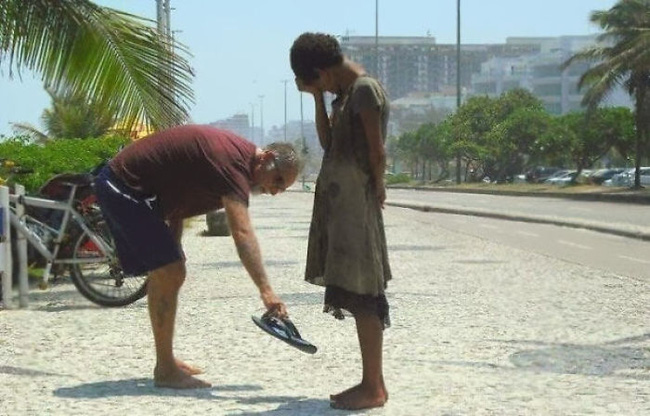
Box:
[0,0,194,131]
[10,122,49,143]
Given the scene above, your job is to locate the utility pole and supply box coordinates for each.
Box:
[282,80,288,142]
[375,0,379,77]
[300,92,306,189]
[455,0,462,184]
[250,103,255,143]
[258,95,265,146]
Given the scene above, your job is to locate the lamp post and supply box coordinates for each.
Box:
[455,0,462,184]
[375,0,379,77]
[249,103,255,143]
[300,92,306,189]
[282,80,288,142]
[258,94,265,146]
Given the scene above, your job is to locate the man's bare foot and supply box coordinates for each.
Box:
[154,366,211,389]
[174,358,203,375]
[330,383,387,410]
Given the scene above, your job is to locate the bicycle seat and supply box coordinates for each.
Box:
[39,173,94,200]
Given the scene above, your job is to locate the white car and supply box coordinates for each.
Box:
[604,167,650,187]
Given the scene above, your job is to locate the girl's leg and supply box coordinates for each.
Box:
[330,312,387,410]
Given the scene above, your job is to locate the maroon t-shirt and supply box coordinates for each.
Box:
[109,124,257,220]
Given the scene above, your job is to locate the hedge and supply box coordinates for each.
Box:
[0,135,130,192]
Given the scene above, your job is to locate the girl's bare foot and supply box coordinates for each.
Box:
[174,358,203,375]
[154,365,211,389]
[330,383,387,410]
[330,384,361,401]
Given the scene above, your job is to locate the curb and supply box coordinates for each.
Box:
[386,200,650,242]
[388,185,650,205]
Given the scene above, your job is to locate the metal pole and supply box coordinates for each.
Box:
[164,0,171,39]
[455,0,462,184]
[156,0,165,35]
[300,93,306,190]
[283,80,288,142]
[375,0,379,76]
[259,95,265,146]
[250,103,255,143]
[15,185,28,308]
[0,186,12,308]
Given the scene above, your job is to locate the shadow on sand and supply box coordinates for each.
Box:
[409,333,650,380]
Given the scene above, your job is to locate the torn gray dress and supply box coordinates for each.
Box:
[305,75,392,328]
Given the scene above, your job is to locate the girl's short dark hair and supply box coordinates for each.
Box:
[290,32,343,83]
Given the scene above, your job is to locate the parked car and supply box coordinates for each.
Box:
[588,168,626,185]
[525,166,562,183]
[545,170,576,185]
[603,167,650,187]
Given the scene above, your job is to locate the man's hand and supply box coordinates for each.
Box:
[260,289,288,318]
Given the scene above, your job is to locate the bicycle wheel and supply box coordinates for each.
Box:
[70,211,147,307]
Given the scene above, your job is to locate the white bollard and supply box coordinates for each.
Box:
[0,185,12,308]
[15,184,28,308]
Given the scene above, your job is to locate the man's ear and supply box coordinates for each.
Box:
[261,150,274,161]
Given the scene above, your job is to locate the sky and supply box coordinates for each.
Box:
[0,0,619,138]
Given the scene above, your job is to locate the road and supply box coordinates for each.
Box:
[387,188,650,233]
[387,188,650,281]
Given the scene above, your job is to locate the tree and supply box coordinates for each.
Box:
[564,0,650,188]
[485,107,551,182]
[540,108,635,182]
[0,0,194,132]
[12,88,117,141]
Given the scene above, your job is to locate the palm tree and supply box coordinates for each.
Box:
[565,0,650,188]
[0,0,194,133]
[12,88,117,142]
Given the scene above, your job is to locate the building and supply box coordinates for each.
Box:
[209,113,259,143]
[470,36,633,114]
[339,35,539,100]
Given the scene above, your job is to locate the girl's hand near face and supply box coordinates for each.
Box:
[295,77,322,96]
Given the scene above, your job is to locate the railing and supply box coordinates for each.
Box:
[1,184,30,309]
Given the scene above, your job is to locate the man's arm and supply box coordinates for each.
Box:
[359,108,387,208]
[221,195,287,316]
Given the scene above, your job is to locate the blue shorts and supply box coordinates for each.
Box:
[93,165,182,276]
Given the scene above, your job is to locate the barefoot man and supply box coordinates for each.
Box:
[93,124,301,388]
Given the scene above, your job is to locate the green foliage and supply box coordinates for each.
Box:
[13,88,118,141]
[0,135,129,192]
[0,0,195,131]
[539,107,635,181]
[385,172,411,185]
[565,0,650,187]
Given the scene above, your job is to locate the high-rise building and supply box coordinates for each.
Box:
[339,35,539,100]
[209,113,261,144]
[471,36,633,114]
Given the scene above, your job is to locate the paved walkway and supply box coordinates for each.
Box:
[1,191,649,415]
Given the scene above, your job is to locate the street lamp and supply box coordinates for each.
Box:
[249,103,256,143]
[455,0,462,184]
[300,91,306,190]
[375,0,379,76]
[258,94,265,146]
[282,80,288,142]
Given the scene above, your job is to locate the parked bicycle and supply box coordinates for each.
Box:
[5,166,147,307]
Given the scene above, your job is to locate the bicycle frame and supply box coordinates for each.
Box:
[8,184,115,284]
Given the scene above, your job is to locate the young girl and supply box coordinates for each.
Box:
[290,32,392,410]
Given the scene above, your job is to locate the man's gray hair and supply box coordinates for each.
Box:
[264,142,304,174]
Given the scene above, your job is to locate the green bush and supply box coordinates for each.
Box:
[0,135,129,192]
[386,172,411,185]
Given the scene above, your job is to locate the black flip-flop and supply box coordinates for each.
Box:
[251,313,317,354]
